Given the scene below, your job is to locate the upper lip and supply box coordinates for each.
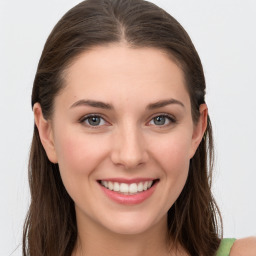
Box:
[98,178,157,184]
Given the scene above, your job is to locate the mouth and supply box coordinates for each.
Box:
[98,179,159,195]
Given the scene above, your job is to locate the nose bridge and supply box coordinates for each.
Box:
[111,121,148,169]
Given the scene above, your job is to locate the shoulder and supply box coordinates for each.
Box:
[230,236,256,256]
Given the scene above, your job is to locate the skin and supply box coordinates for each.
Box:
[34,44,256,255]
[230,237,256,256]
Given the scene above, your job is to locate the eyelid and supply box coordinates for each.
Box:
[147,113,177,126]
[79,114,109,127]
[78,113,176,128]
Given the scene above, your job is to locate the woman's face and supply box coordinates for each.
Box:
[35,44,206,236]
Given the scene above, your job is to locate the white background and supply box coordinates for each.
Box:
[1,0,256,255]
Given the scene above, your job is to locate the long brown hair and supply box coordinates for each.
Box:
[23,0,222,255]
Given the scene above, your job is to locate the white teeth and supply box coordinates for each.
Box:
[120,183,129,193]
[129,183,137,194]
[108,181,114,190]
[147,181,153,188]
[137,182,143,192]
[100,180,155,194]
[113,182,119,191]
[143,182,148,191]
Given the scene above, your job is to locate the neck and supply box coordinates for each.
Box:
[73,211,171,256]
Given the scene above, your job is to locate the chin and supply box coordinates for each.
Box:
[99,211,166,236]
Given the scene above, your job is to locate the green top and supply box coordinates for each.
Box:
[216,238,236,256]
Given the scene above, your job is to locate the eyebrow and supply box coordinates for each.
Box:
[70,98,184,110]
[147,99,185,110]
[70,99,113,109]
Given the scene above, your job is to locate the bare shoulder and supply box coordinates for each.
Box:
[230,236,256,256]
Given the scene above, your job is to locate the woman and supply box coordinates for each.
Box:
[23,0,256,255]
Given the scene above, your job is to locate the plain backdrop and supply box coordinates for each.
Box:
[1,0,256,255]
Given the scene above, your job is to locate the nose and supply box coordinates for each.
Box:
[110,124,149,169]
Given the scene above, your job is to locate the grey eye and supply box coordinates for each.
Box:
[148,115,175,126]
[88,116,101,126]
[153,116,167,125]
[83,116,106,126]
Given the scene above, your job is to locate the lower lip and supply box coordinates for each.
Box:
[99,181,158,205]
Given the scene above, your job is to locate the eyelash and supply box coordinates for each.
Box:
[148,114,176,127]
[79,113,176,128]
[79,114,108,128]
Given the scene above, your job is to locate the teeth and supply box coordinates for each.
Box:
[137,182,143,192]
[119,183,129,193]
[108,181,114,190]
[147,180,153,188]
[129,183,137,194]
[113,182,119,192]
[100,180,154,194]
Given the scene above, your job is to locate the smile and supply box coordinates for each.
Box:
[100,180,154,194]
[98,179,159,205]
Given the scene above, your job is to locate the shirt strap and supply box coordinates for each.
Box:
[216,238,236,256]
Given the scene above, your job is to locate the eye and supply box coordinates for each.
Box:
[80,115,107,127]
[148,114,176,126]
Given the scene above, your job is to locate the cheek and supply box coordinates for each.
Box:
[161,138,190,189]
[151,132,192,174]
[53,130,111,205]
[54,130,109,177]
[147,133,192,214]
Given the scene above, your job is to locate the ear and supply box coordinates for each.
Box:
[189,104,208,159]
[33,103,58,163]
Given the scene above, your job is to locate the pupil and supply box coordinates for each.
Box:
[154,116,165,125]
[88,117,100,126]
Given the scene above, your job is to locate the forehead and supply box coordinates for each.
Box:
[64,44,184,84]
[59,44,190,110]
